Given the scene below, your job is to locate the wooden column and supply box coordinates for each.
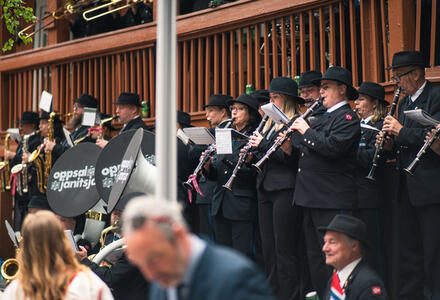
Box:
[387,0,415,55]
[46,0,70,45]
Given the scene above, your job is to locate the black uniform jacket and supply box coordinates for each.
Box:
[323,261,388,300]
[11,132,41,167]
[178,137,198,206]
[206,125,258,220]
[81,253,150,300]
[292,103,360,209]
[120,117,151,133]
[355,120,385,208]
[253,123,299,192]
[394,81,440,206]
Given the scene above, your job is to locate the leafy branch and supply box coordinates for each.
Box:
[1,0,35,52]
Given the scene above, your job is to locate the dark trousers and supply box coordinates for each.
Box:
[14,195,29,231]
[301,207,353,299]
[259,189,302,300]
[355,208,384,278]
[213,209,254,259]
[198,203,215,242]
[398,179,440,300]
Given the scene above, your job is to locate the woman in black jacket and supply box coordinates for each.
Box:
[204,94,261,258]
[249,77,304,300]
[354,81,388,277]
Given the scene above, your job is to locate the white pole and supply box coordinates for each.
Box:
[155,0,177,202]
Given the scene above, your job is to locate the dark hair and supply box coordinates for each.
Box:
[247,109,262,129]
[54,122,66,142]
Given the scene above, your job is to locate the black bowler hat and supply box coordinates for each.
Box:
[177,111,192,127]
[203,94,232,109]
[315,66,359,100]
[358,82,388,106]
[319,215,369,247]
[74,93,98,108]
[113,92,142,107]
[227,94,260,114]
[298,70,322,89]
[269,77,305,104]
[250,89,270,105]
[39,111,62,123]
[28,195,52,211]
[387,51,429,70]
[114,192,145,212]
[19,111,39,125]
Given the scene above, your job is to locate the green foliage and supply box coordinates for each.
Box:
[1,0,35,52]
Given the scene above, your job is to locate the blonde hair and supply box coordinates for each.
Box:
[263,94,301,133]
[17,210,85,300]
[371,101,388,124]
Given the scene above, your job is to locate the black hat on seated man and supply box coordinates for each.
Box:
[20,111,39,125]
[177,111,192,128]
[114,192,145,212]
[298,70,322,89]
[113,92,142,107]
[203,94,232,109]
[314,66,359,100]
[358,82,388,106]
[74,93,98,108]
[250,89,270,105]
[269,77,305,104]
[39,111,63,123]
[387,50,430,70]
[319,214,369,247]
[28,195,52,211]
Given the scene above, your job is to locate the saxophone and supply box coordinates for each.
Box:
[0,134,11,192]
[21,133,31,193]
[43,112,56,189]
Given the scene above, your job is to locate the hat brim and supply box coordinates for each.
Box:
[358,92,389,107]
[385,62,431,70]
[269,90,306,104]
[113,101,142,107]
[202,104,229,109]
[318,225,370,248]
[298,81,321,89]
[227,99,259,113]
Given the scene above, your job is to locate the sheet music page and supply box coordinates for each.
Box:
[261,103,289,125]
[5,220,18,248]
[404,109,440,126]
[215,128,233,154]
[183,127,215,145]
[39,91,53,112]
[65,229,79,251]
[361,123,380,132]
[63,128,74,147]
[82,107,97,127]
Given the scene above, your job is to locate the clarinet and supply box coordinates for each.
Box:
[222,115,269,190]
[182,119,233,191]
[404,127,440,175]
[252,98,323,173]
[366,87,401,181]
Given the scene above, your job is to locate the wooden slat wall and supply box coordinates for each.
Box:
[5,0,435,128]
[415,0,439,69]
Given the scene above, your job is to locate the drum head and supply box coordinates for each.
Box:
[47,143,102,217]
[95,129,155,204]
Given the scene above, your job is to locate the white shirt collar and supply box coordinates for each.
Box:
[337,258,362,288]
[361,115,373,124]
[410,80,427,102]
[327,100,348,113]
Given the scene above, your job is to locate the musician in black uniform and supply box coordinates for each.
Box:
[204,94,261,258]
[289,66,361,298]
[5,111,41,230]
[378,51,440,300]
[62,93,98,150]
[321,215,387,300]
[353,82,388,277]
[250,89,270,116]
[249,77,304,300]
[298,70,322,108]
[188,94,233,241]
[76,192,150,300]
[96,92,151,148]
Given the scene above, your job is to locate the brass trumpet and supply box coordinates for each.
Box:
[82,0,152,22]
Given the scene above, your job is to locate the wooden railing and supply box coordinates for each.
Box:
[0,0,417,130]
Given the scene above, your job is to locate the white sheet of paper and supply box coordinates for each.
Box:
[82,107,97,127]
[261,103,290,125]
[65,229,79,251]
[5,220,18,248]
[39,91,53,112]
[63,128,74,148]
[360,123,380,132]
[7,128,21,143]
[183,127,215,145]
[215,128,233,154]
[177,128,190,145]
[404,109,439,127]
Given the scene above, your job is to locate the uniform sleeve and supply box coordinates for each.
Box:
[301,114,360,158]
[356,131,377,169]
[357,282,387,300]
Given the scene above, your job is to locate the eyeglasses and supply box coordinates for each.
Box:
[229,106,246,112]
[73,104,83,111]
[391,69,415,83]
